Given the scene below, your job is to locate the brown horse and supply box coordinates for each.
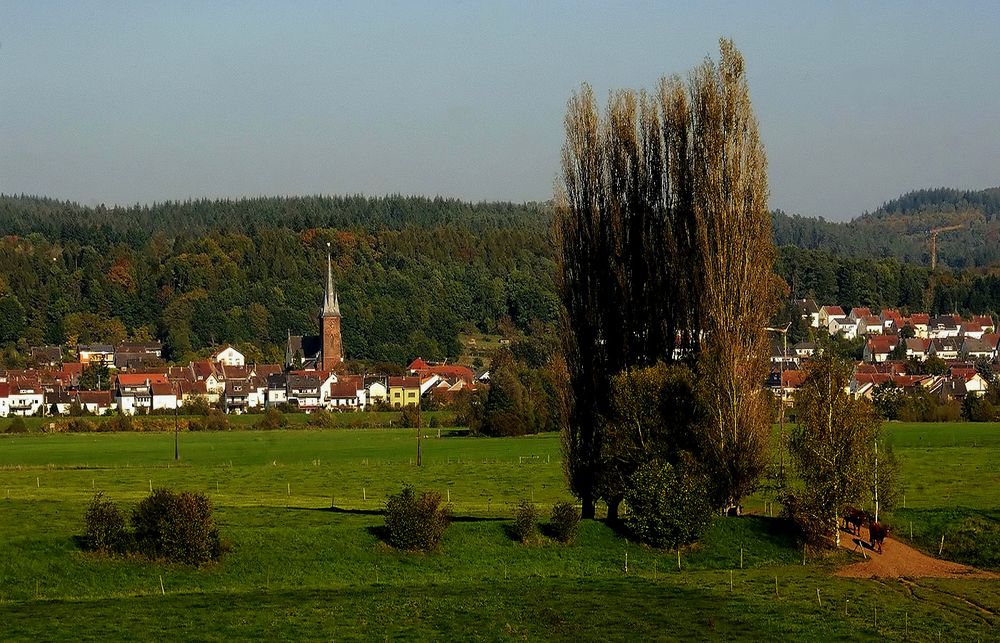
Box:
[869,520,889,553]
[843,507,867,535]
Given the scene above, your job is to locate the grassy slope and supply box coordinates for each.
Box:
[1,425,998,640]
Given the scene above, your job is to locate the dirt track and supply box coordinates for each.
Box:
[835,525,998,579]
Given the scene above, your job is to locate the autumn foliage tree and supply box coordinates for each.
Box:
[556,39,775,519]
[788,355,887,547]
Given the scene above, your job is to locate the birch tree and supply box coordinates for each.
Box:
[789,355,882,546]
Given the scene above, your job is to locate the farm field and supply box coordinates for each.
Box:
[1,423,998,640]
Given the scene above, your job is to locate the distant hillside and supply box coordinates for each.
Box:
[772,187,1000,269]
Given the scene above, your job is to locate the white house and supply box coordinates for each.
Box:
[365,378,388,406]
[5,384,44,417]
[818,306,845,329]
[829,317,856,339]
[212,345,246,367]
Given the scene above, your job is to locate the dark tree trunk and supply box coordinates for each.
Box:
[581,494,597,520]
[606,497,622,524]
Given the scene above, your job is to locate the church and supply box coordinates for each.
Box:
[286,248,344,371]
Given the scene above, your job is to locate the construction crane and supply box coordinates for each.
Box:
[928,224,963,270]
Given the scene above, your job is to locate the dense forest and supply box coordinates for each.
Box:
[0,195,557,366]
[772,187,1000,268]
[2,188,1000,369]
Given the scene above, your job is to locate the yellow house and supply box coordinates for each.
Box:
[388,376,421,408]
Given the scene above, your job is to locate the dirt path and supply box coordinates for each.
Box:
[835,525,998,579]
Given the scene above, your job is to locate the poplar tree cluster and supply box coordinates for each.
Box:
[556,39,776,523]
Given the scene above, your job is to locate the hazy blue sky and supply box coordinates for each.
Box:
[1,1,997,220]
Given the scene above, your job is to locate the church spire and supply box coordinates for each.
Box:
[322,243,341,317]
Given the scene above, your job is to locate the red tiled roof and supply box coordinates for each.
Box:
[191,360,217,379]
[117,373,169,387]
[0,383,10,397]
[408,357,431,372]
[851,307,872,318]
[908,313,930,325]
[77,390,113,404]
[781,370,806,388]
[389,376,421,388]
[866,336,898,354]
[427,364,475,384]
[822,306,845,315]
[328,381,360,398]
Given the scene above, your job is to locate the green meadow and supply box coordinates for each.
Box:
[1,423,998,640]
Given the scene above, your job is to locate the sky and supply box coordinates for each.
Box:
[1,1,997,221]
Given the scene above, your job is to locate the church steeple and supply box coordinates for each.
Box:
[319,242,344,371]
[322,244,341,318]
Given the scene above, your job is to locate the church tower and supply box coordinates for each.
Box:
[320,245,343,371]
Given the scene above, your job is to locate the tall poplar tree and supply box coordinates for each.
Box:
[556,39,774,518]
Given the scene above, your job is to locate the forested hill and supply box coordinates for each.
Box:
[4,189,1000,369]
[0,194,550,241]
[772,187,1000,269]
[0,194,556,366]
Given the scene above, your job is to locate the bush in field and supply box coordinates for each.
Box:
[182,396,212,416]
[308,408,336,428]
[5,417,28,433]
[779,492,832,548]
[132,489,225,565]
[623,459,712,549]
[549,501,581,544]
[66,418,97,432]
[384,485,451,551]
[104,415,134,432]
[255,407,287,430]
[399,406,421,428]
[205,410,230,431]
[84,492,130,554]
[512,499,540,544]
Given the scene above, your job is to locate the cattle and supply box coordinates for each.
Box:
[843,507,867,535]
[869,520,889,553]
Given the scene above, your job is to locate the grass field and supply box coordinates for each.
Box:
[1,423,998,640]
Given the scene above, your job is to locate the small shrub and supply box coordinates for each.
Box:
[84,492,129,554]
[623,459,712,549]
[399,406,421,428]
[512,499,540,544]
[549,501,580,544]
[66,418,97,433]
[204,410,230,431]
[384,485,451,551]
[104,415,134,432]
[779,492,833,548]
[132,488,224,565]
[428,415,440,428]
[308,408,336,429]
[255,407,287,430]
[5,417,28,433]
[182,396,212,416]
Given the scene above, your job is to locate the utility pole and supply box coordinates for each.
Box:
[416,395,422,467]
[174,400,179,462]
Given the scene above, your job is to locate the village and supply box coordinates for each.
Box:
[0,255,484,418]
[774,299,997,410]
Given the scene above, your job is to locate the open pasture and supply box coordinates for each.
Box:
[1,423,998,640]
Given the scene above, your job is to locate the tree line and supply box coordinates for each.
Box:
[0,195,557,366]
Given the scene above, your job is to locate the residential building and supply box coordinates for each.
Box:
[388,376,421,408]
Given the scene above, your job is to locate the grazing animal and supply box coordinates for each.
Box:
[869,520,889,553]
[843,507,867,535]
